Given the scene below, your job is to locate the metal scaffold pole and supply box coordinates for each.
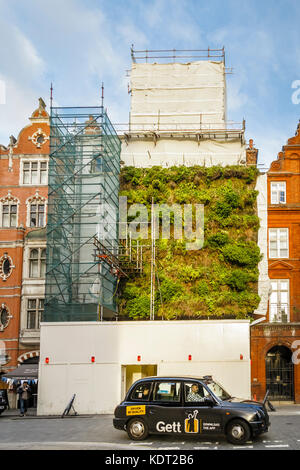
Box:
[150,198,156,321]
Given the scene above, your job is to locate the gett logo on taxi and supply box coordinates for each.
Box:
[156,421,182,433]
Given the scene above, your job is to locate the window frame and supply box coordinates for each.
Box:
[183,381,210,405]
[270,181,286,205]
[26,298,44,330]
[2,203,17,227]
[0,194,19,228]
[129,381,154,402]
[269,279,290,323]
[29,247,46,278]
[20,159,48,186]
[0,304,10,330]
[269,228,289,259]
[151,380,182,404]
[29,202,46,228]
[0,254,14,281]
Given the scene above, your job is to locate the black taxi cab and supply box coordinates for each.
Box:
[0,389,9,416]
[113,376,270,445]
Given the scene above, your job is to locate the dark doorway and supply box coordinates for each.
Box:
[18,357,39,408]
[266,346,294,401]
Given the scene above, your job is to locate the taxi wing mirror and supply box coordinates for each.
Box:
[204,396,215,407]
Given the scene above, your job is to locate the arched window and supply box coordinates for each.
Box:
[26,192,47,228]
[29,249,39,277]
[29,248,46,278]
[266,345,294,401]
[30,202,45,227]
[2,203,17,227]
[0,192,19,228]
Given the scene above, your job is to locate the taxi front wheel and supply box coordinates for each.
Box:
[127,418,149,441]
[226,419,251,445]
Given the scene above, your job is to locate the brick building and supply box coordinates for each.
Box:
[0,99,49,379]
[251,121,300,403]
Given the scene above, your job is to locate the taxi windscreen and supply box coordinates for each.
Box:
[204,380,231,401]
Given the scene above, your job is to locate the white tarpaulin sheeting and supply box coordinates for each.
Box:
[130,61,226,128]
[121,138,246,168]
[122,60,246,167]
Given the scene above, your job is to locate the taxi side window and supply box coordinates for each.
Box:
[130,382,152,401]
[184,382,209,404]
[153,382,181,402]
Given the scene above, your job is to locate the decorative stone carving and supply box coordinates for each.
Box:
[270,161,281,171]
[0,191,19,205]
[8,135,16,172]
[26,190,46,205]
[17,350,39,363]
[28,128,49,148]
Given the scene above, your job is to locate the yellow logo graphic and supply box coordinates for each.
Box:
[184,410,199,433]
[126,405,146,416]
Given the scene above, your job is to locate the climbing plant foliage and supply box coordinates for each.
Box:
[119,165,261,320]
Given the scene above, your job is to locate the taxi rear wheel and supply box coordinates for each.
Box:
[226,419,251,445]
[127,418,149,441]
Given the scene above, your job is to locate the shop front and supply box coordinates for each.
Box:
[1,359,39,410]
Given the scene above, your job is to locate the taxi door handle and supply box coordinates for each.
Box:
[149,410,156,415]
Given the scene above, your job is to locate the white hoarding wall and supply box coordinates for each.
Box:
[38,320,251,415]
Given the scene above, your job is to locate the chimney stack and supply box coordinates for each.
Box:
[246,139,258,166]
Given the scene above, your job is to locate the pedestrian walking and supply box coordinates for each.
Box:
[17,381,31,417]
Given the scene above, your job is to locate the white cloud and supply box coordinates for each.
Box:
[117,21,148,49]
[0,21,45,85]
[0,0,299,155]
[0,78,43,146]
[0,17,48,145]
[227,76,249,113]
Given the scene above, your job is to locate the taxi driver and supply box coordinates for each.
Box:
[187,384,205,402]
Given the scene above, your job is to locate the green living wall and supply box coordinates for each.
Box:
[119,165,261,320]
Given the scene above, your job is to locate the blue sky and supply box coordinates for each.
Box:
[0,0,299,168]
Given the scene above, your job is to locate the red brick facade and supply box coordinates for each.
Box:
[251,122,300,403]
[0,99,49,375]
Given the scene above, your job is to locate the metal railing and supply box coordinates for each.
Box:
[269,304,290,323]
[131,47,226,64]
[113,120,245,136]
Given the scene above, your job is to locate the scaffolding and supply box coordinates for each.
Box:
[120,46,244,145]
[44,105,121,322]
[130,46,226,64]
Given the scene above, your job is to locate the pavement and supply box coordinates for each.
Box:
[1,405,300,450]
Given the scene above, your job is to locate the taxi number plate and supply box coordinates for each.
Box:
[126,405,146,416]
